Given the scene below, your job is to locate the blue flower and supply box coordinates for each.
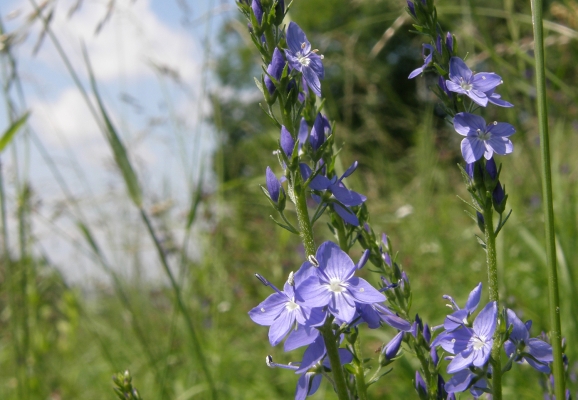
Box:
[248,270,325,346]
[265,166,282,203]
[299,161,366,226]
[408,44,434,79]
[446,57,508,107]
[442,282,482,331]
[445,369,488,398]
[453,112,515,163]
[267,342,352,400]
[251,0,263,25]
[295,241,386,324]
[280,125,295,157]
[504,309,553,373]
[434,302,498,374]
[265,48,286,95]
[284,22,324,97]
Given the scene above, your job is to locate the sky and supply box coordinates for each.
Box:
[0,0,237,283]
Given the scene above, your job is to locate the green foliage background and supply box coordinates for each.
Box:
[1,0,578,398]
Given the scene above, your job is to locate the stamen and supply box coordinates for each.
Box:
[301,42,306,49]
[308,255,319,267]
[287,271,295,286]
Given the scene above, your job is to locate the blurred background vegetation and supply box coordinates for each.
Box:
[0,0,577,398]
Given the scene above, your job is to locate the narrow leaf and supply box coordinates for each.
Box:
[0,112,29,153]
[82,44,143,207]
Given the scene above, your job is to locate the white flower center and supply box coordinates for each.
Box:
[285,300,299,311]
[460,80,473,91]
[477,129,492,140]
[328,278,345,293]
[297,52,311,67]
[472,335,486,351]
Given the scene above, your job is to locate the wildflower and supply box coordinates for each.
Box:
[265,48,286,95]
[251,0,263,25]
[445,57,505,107]
[280,126,295,157]
[284,22,324,97]
[295,241,386,324]
[442,282,482,331]
[453,112,515,163]
[407,1,416,17]
[266,344,353,400]
[504,309,553,373]
[408,44,434,79]
[265,167,282,203]
[435,302,498,374]
[248,271,325,346]
[382,331,404,360]
[445,369,488,398]
[300,162,366,225]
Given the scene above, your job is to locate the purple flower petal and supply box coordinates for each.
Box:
[269,309,296,346]
[465,282,482,311]
[317,241,356,281]
[266,167,281,202]
[472,73,502,92]
[303,65,322,97]
[461,137,485,163]
[454,113,486,136]
[473,302,497,339]
[280,125,295,157]
[296,276,332,307]
[286,22,308,54]
[487,122,516,137]
[248,292,288,325]
[296,336,326,373]
[528,338,554,363]
[449,57,472,82]
[445,369,474,393]
[334,203,359,225]
[347,277,386,304]
[285,324,320,352]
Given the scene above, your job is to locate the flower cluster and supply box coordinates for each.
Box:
[431,284,553,397]
[249,241,407,398]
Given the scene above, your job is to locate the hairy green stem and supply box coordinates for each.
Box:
[293,187,349,399]
[483,207,502,399]
[139,208,218,400]
[353,334,367,400]
[293,185,316,257]
[320,322,350,400]
[529,0,565,397]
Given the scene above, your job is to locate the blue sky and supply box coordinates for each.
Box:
[0,0,237,283]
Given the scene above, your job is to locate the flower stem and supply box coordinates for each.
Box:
[353,335,368,400]
[320,322,350,400]
[530,0,565,397]
[293,184,316,257]
[483,206,502,400]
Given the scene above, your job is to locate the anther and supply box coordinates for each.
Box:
[266,355,274,367]
[287,271,295,286]
[308,255,319,267]
[493,121,497,125]
[301,42,306,49]
[255,273,269,286]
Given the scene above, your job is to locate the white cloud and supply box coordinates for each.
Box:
[9,0,201,84]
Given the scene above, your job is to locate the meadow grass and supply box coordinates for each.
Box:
[0,0,576,398]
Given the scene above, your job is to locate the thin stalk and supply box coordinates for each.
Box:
[483,206,501,399]
[529,0,565,397]
[292,186,349,399]
[293,185,316,257]
[139,208,217,400]
[319,321,350,400]
[353,335,367,400]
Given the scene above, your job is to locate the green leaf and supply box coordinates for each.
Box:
[0,112,29,153]
[82,44,142,207]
